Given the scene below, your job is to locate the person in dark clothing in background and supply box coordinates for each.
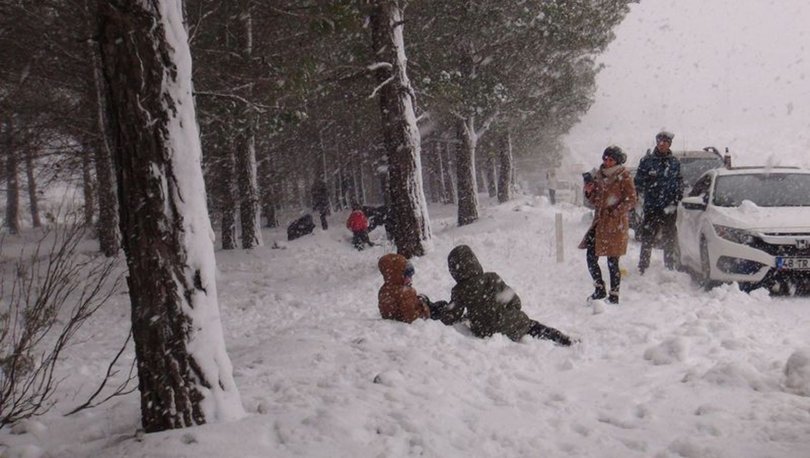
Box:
[311,178,330,230]
[445,245,573,346]
[634,130,684,274]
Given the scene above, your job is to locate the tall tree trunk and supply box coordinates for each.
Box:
[485,155,497,198]
[235,7,261,249]
[456,118,479,226]
[236,133,261,248]
[497,131,514,203]
[440,140,456,204]
[98,0,243,433]
[354,159,366,205]
[257,157,278,228]
[24,146,41,228]
[81,144,95,229]
[424,141,441,203]
[370,0,430,258]
[220,147,237,250]
[5,121,20,235]
[85,0,120,256]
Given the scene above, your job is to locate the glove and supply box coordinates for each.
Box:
[427,300,446,320]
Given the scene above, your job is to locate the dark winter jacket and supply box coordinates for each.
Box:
[378,253,430,323]
[447,245,532,341]
[311,180,330,214]
[634,148,684,211]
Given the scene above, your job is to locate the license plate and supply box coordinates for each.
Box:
[776,257,810,270]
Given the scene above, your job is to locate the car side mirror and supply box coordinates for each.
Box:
[681,195,707,211]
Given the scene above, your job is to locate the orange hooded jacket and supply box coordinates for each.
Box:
[377,253,429,323]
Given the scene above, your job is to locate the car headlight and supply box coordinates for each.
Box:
[713,224,755,244]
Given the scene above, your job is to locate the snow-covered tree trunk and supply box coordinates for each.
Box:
[497,131,513,203]
[235,7,261,249]
[98,0,244,433]
[456,118,479,226]
[236,133,261,248]
[25,146,41,228]
[370,0,430,258]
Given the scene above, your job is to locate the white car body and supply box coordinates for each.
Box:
[676,167,810,292]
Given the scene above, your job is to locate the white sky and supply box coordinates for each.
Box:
[564,0,810,170]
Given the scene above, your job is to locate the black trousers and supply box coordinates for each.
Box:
[351,230,373,250]
[528,321,572,346]
[638,207,678,270]
[584,228,620,292]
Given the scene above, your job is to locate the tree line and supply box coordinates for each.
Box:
[1,0,633,256]
[0,0,633,434]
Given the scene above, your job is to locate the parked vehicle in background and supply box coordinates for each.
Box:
[630,147,731,239]
[673,147,730,194]
[676,166,810,294]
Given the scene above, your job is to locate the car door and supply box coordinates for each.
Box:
[677,173,713,268]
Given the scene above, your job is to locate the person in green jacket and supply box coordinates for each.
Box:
[446,244,573,346]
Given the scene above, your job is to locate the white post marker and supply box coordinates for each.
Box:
[555,212,564,263]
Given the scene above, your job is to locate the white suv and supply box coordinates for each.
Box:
[676,166,810,294]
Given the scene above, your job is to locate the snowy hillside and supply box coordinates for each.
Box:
[2,196,810,458]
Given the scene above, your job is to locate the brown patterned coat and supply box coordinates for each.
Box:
[579,166,637,257]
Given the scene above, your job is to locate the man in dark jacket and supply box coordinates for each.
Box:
[311,178,330,230]
[634,130,684,273]
[446,245,572,346]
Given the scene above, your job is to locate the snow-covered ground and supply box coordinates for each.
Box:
[2,196,810,458]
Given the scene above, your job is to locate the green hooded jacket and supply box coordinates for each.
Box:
[447,245,532,341]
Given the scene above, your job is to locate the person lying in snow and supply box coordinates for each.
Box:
[445,244,573,346]
[377,253,450,323]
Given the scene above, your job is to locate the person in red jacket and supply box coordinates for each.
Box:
[346,204,374,250]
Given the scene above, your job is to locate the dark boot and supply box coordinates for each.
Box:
[607,289,619,304]
[638,245,651,275]
[590,281,607,301]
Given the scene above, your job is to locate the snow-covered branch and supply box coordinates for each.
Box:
[369,75,395,99]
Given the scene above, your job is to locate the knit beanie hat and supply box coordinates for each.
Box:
[602,145,626,165]
[655,130,675,142]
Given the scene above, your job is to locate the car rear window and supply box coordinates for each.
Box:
[713,173,810,207]
[680,157,725,186]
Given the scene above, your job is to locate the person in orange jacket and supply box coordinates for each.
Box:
[378,253,430,323]
[346,204,374,250]
[377,253,453,324]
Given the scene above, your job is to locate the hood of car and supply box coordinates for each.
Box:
[712,202,810,233]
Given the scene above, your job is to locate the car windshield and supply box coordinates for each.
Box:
[713,173,810,207]
[680,157,724,186]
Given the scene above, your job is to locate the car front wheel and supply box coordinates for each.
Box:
[700,238,718,290]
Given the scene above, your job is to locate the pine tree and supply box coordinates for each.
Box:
[98,0,243,432]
